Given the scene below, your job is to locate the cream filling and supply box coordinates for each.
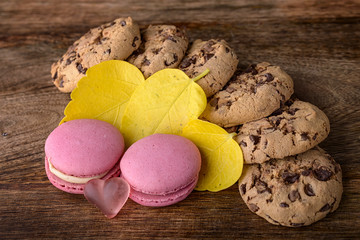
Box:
[48,158,108,184]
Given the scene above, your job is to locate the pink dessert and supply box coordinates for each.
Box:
[120,133,201,207]
[45,119,125,194]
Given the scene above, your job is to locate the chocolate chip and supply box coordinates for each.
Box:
[190,56,197,65]
[272,117,284,126]
[76,63,87,74]
[166,35,177,43]
[239,140,247,147]
[225,47,230,53]
[249,135,260,145]
[263,139,268,149]
[209,98,219,107]
[320,203,331,212]
[152,48,162,55]
[2,132,8,136]
[282,171,300,184]
[104,49,111,54]
[264,73,274,82]
[250,175,258,189]
[120,20,126,26]
[248,203,259,212]
[142,58,151,66]
[59,78,64,88]
[304,184,315,196]
[100,37,109,43]
[290,222,304,227]
[313,167,333,181]
[279,94,285,106]
[240,184,246,195]
[132,36,139,47]
[204,53,215,61]
[312,133,318,140]
[203,41,215,52]
[266,199,273,203]
[250,85,257,94]
[226,86,236,93]
[52,71,58,80]
[68,50,76,57]
[280,202,289,208]
[288,190,301,202]
[65,58,72,66]
[301,169,311,176]
[300,132,309,141]
[255,180,271,194]
[164,53,178,66]
[180,58,191,69]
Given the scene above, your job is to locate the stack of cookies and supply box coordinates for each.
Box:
[202,63,343,227]
[51,17,342,227]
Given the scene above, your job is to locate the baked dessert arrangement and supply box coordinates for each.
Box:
[46,16,342,225]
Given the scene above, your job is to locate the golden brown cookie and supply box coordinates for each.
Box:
[127,25,188,78]
[238,147,342,227]
[201,62,294,127]
[235,99,330,164]
[51,17,141,92]
[179,39,238,97]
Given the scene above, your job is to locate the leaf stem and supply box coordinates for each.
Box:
[192,69,210,82]
[228,132,237,138]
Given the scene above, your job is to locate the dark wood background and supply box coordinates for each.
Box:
[1,0,359,239]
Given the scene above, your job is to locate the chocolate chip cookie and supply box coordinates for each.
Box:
[239,147,342,227]
[179,39,238,97]
[201,62,294,126]
[235,99,330,164]
[51,17,141,92]
[127,25,188,78]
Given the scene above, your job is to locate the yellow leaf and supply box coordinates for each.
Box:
[120,69,207,147]
[60,60,145,130]
[181,119,243,192]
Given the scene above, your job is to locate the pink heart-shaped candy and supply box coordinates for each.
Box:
[84,177,130,218]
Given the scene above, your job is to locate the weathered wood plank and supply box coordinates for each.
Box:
[1,0,359,239]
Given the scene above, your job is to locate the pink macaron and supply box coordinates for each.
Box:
[120,133,201,207]
[45,119,125,194]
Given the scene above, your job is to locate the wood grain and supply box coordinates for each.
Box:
[1,0,359,239]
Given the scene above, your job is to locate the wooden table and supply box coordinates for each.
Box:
[1,0,359,239]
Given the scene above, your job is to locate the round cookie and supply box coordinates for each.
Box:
[238,147,343,227]
[179,39,238,97]
[127,25,188,78]
[201,62,294,127]
[51,17,141,92]
[235,99,330,164]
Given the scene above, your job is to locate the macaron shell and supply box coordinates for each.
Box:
[45,119,124,177]
[128,177,197,207]
[45,156,121,194]
[120,134,201,195]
